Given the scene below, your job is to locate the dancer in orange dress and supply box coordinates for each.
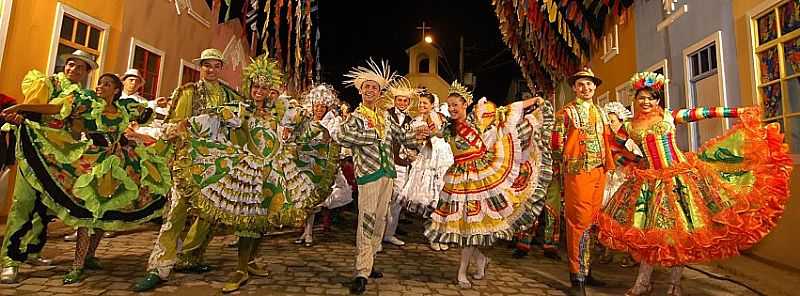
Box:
[597,72,792,295]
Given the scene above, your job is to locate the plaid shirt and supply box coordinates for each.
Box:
[338,107,417,185]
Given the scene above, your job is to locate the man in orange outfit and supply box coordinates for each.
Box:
[552,68,615,296]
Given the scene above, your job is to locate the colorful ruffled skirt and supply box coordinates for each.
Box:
[425,103,553,247]
[13,121,171,230]
[596,110,792,266]
[177,114,338,236]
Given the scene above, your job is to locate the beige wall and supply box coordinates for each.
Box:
[0,0,219,100]
[732,0,800,270]
[116,0,213,97]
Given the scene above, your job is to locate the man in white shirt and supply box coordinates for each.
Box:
[120,69,169,140]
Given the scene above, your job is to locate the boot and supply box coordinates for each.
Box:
[349,276,367,295]
[569,273,587,296]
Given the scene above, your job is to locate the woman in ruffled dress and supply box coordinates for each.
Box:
[173,56,338,292]
[294,84,352,247]
[424,82,552,288]
[0,72,171,284]
[597,72,792,295]
[398,91,454,251]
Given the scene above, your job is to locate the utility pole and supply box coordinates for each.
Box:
[459,35,464,81]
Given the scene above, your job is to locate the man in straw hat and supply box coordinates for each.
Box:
[339,59,428,295]
[133,48,243,292]
[119,68,170,141]
[552,68,613,295]
[0,49,97,284]
[382,78,418,249]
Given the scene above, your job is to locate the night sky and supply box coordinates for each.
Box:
[317,0,521,106]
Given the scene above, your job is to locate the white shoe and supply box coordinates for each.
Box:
[440,244,449,251]
[376,244,383,253]
[64,231,78,242]
[383,236,405,246]
[0,266,18,284]
[430,242,441,251]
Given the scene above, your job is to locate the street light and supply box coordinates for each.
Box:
[424,35,433,43]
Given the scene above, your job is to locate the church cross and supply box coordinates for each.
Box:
[416,21,432,41]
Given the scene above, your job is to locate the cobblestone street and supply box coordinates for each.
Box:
[1,211,758,296]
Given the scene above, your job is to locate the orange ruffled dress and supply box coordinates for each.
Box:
[597,107,792,267]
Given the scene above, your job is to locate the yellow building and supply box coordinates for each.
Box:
[404,40,450,103]
[587,10,639,109]
[729,0,800,278]
[0,0,236,102]
[0,0,231,225]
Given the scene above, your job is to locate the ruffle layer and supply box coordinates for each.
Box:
[426,102,554,247]
[597,108,792,266]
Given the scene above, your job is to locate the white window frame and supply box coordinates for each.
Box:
[602,24,619,63]
[646,59,671,107]
[186,0,210,28]
[682,31,729,150]
[596,91,610,106]
[0,0,13,72]
[46,3,110,86]
[615,81,634,109]
[128,38,166,98]
[178,58,200,88]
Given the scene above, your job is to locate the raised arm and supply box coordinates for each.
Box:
[609,126,641,166]
[672,107,741,124]
[337,115,379,147]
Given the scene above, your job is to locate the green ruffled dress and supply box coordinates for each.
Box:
[12,71,172,230]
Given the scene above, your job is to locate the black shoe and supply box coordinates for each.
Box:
[511,249,528,259]
[569,273,588,296]
[349,276,367,295]
[368,269,383,278]
[176,263,213,274]
[586,273,606,287]
[568,281,587,296]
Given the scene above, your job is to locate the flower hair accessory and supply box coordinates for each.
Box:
[302,83,340,110]
[630,72,669,93]
[448,80,474,106]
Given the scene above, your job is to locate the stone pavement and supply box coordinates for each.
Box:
[1,211,759,296]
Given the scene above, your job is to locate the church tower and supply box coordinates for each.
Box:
[405,40,450,104]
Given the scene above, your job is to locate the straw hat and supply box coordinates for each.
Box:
[568,68,602,86]
[193,48,225,65]
[60,50,98,70]
[121,68,144,81]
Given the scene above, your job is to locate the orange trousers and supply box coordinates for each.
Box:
[563,167,606,278]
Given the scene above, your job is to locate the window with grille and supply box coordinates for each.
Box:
[132,46,162,99]
[54,13,102,83]
[752,0,800,154]
[181,64,200,85]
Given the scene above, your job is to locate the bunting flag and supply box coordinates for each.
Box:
[493,0,634,91]
[211,0,319,94]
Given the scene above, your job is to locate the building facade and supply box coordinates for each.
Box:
[0,0,256,225]
[731,0,800,273]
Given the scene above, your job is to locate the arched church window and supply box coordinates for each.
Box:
[418,55,430,73]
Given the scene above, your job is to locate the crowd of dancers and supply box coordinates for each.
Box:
[0,48,792,296]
